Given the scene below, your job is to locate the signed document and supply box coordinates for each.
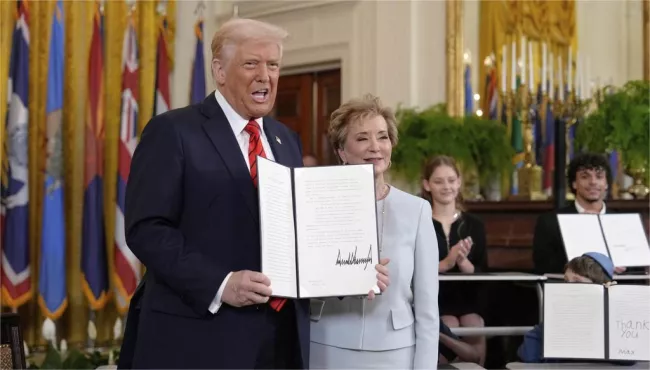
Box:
[557,213,650,267]
[543,283,650,361]
[257,157,380,299]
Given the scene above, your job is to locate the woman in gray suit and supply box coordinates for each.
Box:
[309,94,440,369]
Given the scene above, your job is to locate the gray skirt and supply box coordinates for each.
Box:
[310,342,416,369]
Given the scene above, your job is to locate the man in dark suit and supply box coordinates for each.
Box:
[533,153,616,274]
[118,18,388,369]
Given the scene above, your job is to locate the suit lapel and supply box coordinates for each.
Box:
[199,93,259,223]
[263,117,293,167]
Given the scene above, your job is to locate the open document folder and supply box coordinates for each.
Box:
[543,282,650,362]
[257,157,381,299]
[557,214,650,267]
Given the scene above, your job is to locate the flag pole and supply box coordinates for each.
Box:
[87,0,104,351]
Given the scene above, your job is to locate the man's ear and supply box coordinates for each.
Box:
[212,58,226,85]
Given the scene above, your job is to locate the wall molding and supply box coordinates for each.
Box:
[215,0,358,22]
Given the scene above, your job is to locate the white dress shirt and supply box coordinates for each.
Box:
[208,89,275,314]
[575,200,606,214]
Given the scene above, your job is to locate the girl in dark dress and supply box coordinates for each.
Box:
[421,155,488,366]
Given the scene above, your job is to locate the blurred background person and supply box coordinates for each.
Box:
[421,155,488,366]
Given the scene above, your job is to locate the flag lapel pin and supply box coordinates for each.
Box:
[276,136,282,144]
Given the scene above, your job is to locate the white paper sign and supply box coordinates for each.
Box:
[608,285,650,361]
[557,214,609,260]
[258,157,379,299]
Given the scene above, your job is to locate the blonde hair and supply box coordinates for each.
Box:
[328,94,398,164]
[211,18,288,64]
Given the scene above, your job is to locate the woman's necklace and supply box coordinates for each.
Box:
[378,184,389,253]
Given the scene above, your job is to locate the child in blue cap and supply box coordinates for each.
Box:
[517,252,634,365]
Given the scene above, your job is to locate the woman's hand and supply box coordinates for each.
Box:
[368,258,390,300]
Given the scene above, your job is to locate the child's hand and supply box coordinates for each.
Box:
[604,281,618,288]
[454,237,473,262]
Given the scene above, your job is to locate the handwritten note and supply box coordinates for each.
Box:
[608,285,650,361]
[543,283,606,360]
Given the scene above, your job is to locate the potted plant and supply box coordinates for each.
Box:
[463,114,514,200]
[391,103,513,200]
[28,318,122,369]
[575,80,650,198]
[391,104,474,185]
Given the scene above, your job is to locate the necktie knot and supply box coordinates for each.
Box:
[244,119,261,137]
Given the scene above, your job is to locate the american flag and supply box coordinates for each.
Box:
[114,15,141,314]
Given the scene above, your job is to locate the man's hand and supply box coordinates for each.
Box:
[222,270,272,307]
[368,258,390,300]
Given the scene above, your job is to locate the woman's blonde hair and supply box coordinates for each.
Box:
[328,94,398,164]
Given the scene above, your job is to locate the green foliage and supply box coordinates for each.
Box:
[576,80,650,178]
[391,103,513,186]
[30,344,119,370]
[462,115,514,186]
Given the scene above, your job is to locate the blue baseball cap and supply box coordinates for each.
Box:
[583,252,615,279]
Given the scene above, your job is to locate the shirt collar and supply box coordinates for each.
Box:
[214,89,264,135]
[575,200,606,215]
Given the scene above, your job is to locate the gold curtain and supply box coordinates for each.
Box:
[1,0,174,348]
[479,0,577,99]
[478,0,576,198]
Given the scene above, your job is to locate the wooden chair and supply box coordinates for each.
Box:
[0,313,26,369]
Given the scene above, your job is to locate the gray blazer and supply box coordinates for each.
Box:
[310,186,440,368]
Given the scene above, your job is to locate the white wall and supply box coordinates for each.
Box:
[464,0,480,101]
[171,0,644,110]
[171,0,217,109]
[576,0,643,88]
[626,0,644,82]
[172,0,447,110]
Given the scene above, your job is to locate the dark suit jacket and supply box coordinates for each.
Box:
[532,204,578,274]
[118,93,309,369]
[533,203,648,276]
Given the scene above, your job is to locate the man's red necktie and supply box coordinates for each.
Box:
[244,119,287,312]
